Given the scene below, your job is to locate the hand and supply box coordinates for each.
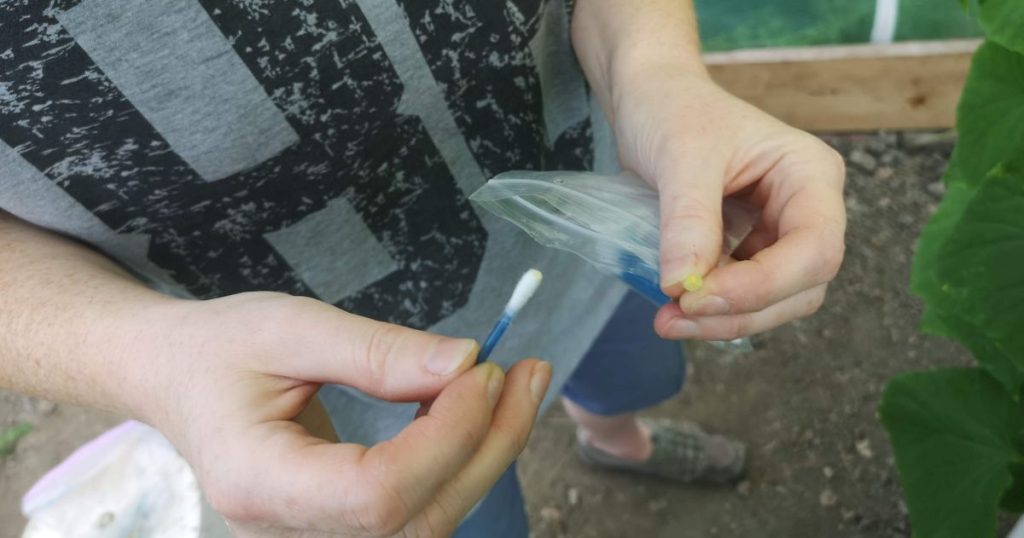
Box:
[611,69,846,340]
[129,292,551,537]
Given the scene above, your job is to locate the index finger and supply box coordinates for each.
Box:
[680,178,845,316]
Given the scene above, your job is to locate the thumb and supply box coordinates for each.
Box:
[657,168,725,298]
[268,300,479,402]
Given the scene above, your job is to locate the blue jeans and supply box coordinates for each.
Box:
[454,292,686,537]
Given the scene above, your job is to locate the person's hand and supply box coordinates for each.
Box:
[127,292,551,537]
[611,69,846,341]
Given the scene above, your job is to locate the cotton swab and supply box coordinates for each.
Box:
[476,269,543,363]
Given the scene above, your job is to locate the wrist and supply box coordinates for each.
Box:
[571,0,709,126]
[608,38,708,84]
[100,292,194,424]
[608,55,710,116]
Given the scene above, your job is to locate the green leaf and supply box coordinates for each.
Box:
[977,0,1024,55]
[0,422,32,457]
[918,40,1024,395]
[911,172,1024,394]
[936,162,1024,382]
[947,40,1024,188]
[1000,462,1024,512]
[880,368,1024,538]
[912,176,972,305]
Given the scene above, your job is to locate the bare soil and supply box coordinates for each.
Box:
[0,131,992,537]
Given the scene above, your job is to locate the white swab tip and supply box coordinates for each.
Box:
[506,269,543,313]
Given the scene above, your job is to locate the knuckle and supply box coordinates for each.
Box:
[450,419,485,452]
[801,289,827,318]
[359,324,402,393]
[798,136,846,188]
[365,323,401,363]
[826,146,845,171]
[743,259,778,309]
[490,421,531,459]
[720,315,750,341]
[820,144,847,183]
[659,196,723,269]
[435,490,465,524]
[747,284,776,313]
[417,491,462,537]
[352,484,410,537]
[409,517,443,538]
[817,241,845,282]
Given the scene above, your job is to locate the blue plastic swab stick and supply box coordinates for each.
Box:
[477,269,543,363]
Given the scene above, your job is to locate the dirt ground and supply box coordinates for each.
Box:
[0,131,996,537]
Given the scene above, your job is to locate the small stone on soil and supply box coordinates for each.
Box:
[649,499,669,512]
[540,506,561,522]
[736,480,751,497]
[819,488,838,507]
[849,149,878,171]
[34,400,57,415]
[823,466,834,479]
[865,138,889,153]
[567,487,579,506]
[855,438,874,459]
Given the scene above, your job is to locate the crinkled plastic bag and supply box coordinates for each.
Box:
[470,171,758,351]
[20,421,208,538]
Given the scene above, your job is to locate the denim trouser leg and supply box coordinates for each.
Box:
[454,292,686,537]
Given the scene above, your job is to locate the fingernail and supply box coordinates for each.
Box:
[667,318,699,339]
[682,295,730,316]
[529,361,553,402]
[426,339,478,375]
[662,254,700,293]
[486,365,505,405]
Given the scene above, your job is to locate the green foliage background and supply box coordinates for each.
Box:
[878,1,1024,537]
[694,0,981,52]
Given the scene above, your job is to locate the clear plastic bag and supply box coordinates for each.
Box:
[470,170,758,350]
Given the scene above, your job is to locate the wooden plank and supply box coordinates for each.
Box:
[704,40,982,132]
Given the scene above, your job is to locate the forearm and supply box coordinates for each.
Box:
[0,210,175,416]
[571,0,708,121]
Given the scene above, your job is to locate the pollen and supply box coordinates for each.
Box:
[683,274,704,292]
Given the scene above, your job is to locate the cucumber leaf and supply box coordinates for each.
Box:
[977,0,1024,55]
[912,167,1024,395]
[935,161,1024,385]
[880,368,1024,538]
[946,41,1024,189]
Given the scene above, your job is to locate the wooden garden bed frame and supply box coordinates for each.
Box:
[705,39,982,132]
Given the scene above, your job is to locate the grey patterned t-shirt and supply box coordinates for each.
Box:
[0,0,626,440]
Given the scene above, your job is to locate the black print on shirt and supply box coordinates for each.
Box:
[0,0,491,329]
